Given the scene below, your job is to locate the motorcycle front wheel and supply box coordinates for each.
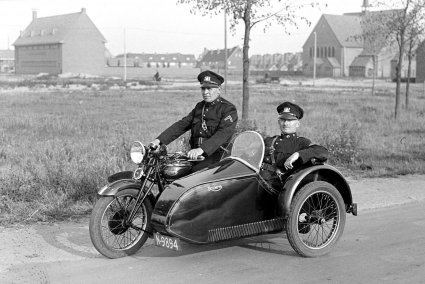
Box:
[286,181,346,257]
[89,188,152,259]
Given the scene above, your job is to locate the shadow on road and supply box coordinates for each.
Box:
[35,218,296,260]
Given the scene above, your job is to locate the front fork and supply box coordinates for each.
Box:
[125,164,164,232]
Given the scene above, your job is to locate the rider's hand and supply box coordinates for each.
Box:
[284,152,299,170]
[187,148,204,160]
[149,139,160,149]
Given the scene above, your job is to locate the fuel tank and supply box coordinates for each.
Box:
[151,158,275,243]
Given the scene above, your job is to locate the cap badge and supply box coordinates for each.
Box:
[204,76,211,82]
[283,107,290,113]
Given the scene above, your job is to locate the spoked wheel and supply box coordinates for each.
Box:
[89,188,152,259]
[286,181,346,257]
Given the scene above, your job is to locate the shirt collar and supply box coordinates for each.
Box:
[204,96,221,106]
[280,133,297,139]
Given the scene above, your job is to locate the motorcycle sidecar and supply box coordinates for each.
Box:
[150,131,357,257]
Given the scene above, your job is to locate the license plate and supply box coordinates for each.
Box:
[154,233,181,251]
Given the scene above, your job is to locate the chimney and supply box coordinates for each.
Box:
[32,9,37,20]
[81,8,86,13]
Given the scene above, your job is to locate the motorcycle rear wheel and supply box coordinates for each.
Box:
[286,181,346,257]
[89,188,152,259]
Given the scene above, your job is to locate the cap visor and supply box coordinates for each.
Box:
[200,82,219,88]
[278,113,298,120]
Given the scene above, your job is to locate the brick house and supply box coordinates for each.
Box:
[250,52,302,72]
[13,9,106,75]
[109,53,196,68]
[197,46,243,71]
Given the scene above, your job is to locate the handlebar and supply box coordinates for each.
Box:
[169,152,204,162]
[148,144,205,162]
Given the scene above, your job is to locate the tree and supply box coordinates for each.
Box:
[374,0,425,118]
[404,3,425,109]
[356,11,394,96]
[178,0,319,120]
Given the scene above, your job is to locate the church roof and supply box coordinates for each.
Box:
[322,14,363,48]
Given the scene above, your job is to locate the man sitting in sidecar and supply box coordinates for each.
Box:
[259,101,329,195]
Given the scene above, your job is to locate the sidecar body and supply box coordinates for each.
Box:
[151,131,357,248]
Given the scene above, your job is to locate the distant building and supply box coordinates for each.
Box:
[13,8,106,75]
[197,46,243,71]
[416,41,425,83]
[302,1,401,78]
[0,49,14,73]
[288,52,303,71]
[250,52,302,72]
[109,53,196,68]
[302,14,363,77]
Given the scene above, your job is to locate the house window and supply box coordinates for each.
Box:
[324,47,327,57]
[328,47,331,57]
[309,47,312,58]
[332,47,335,57]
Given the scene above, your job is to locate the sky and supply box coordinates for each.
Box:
[0,0,365,57]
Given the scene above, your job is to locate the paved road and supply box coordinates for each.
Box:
[1,201,424,284]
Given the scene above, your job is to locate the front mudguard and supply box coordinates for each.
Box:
[278,164,356,218]
[107,171,133,183]
[98,179,140,196]
[97,178,157,210]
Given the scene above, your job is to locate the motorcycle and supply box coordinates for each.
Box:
[89,131,357,259]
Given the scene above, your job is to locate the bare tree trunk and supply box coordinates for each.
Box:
[395,33,405,120]
[405,47,413,109]
[372,54,376,96]
[241,1,252,120]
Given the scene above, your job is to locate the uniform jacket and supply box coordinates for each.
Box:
[263,133,328,169]
[157,97,238,156]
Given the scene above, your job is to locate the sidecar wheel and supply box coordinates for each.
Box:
[286,181,346,257]
[89,188,152,259]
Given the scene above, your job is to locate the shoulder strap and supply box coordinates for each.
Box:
[270,136,278,165]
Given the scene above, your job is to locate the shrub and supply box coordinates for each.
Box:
[321,122,362,165]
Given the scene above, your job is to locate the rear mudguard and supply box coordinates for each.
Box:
[278,164,355,217]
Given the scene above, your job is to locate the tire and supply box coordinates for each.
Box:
[89,188,152,259]
[286,181,346,257]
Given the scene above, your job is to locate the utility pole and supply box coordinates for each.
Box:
[313,31,317,87]
[124,28,127,82]
[224,9,228,96]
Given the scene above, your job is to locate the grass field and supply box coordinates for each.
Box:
[1,77,425,224]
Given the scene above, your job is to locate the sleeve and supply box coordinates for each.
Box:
[274,137,329,167]
[297,137,329,164]
[156,110,194,145]
[200,104,238,156]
